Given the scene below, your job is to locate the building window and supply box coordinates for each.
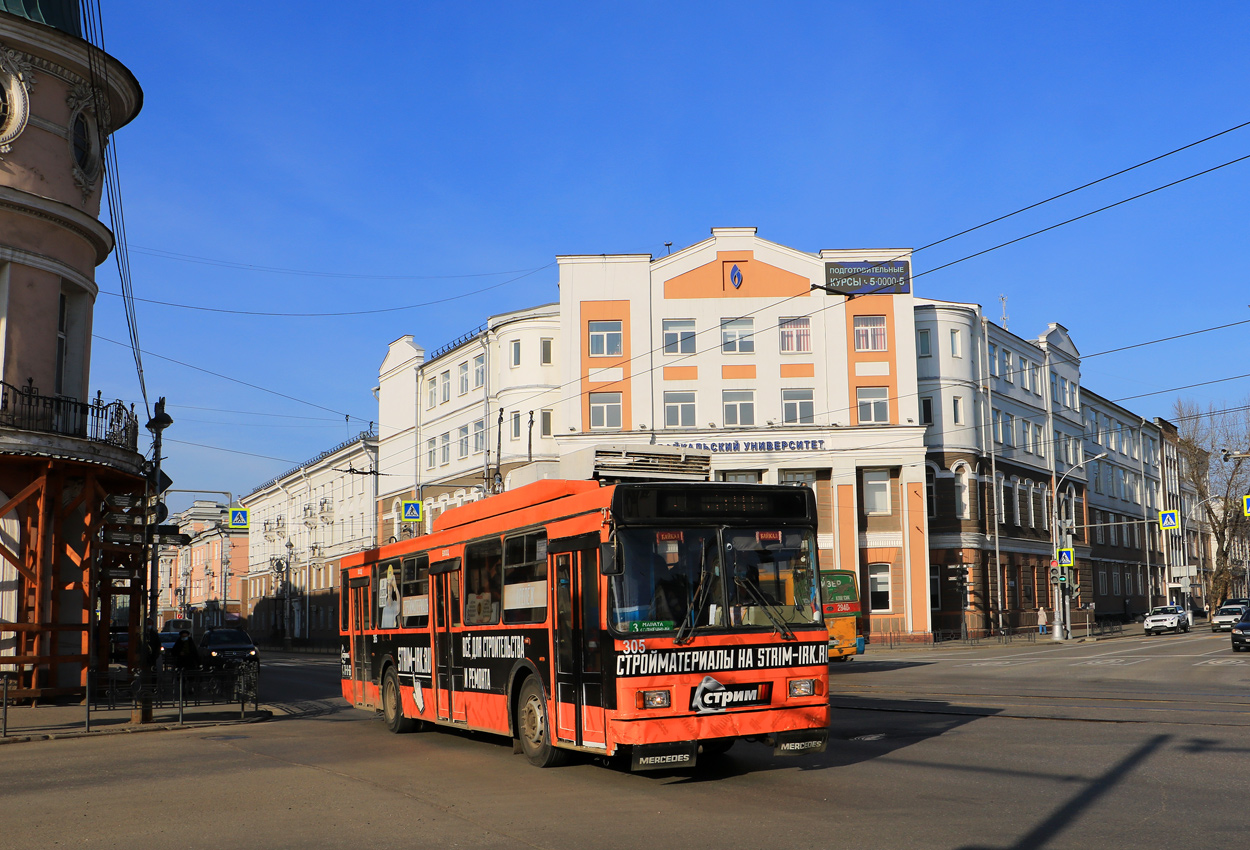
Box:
[511,411,522,439]
[723,390,755,427]
[589,321,623,357]
[540,409,552,437]
[856,387,889,424]
[473,354,485,388]
[664,391,696,428]
[511,339,521,367]
[955,466,970,519]
[930,564,941,610]
[55,294,68,395]
[663,319,696,354]
[589,392,622,429]
[427,438,436,470]
[868,563,891,611]
[440,433,450,465]
[853,315,887,352]
[1003,413,1015,447]
[779,469,816,487]
[862,469,891,515]
[950,328,963,358]
[541,338,553,366]
[458,425,469,459]
[782,389,814,425]
[458,362,469,395]
[1034,424,1045,458]
[440,370,451,403]
[1000,348,1012,382]
[925,467,936,517]
[720,318,755,353]
[917,328,931,357]
[722,471,760,483]
[1019,358,1030,392]
[473,419,485,453]
[952,396,963,425]
[1021,420,1032,453]
[920,397,933,426]
[988,343,998,376]
[779,317,811,353]
[427,377,437,409]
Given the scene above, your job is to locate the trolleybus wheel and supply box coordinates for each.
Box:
[517,676,567,767]
[382,668,417,734]
[699,738,735,758]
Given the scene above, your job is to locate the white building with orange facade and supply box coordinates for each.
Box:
[377,228,936,637]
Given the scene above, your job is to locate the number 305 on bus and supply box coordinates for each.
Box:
[339,479,830,770]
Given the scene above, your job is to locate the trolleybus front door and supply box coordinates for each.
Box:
[553,546,607,748]
[347,577,370,706]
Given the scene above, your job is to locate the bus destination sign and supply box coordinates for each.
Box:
[823,260,911,295]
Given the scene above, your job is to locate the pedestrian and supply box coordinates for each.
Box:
[1038,606,1048,635]
[170,629,199,670]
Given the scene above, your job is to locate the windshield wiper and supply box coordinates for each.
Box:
[734,576,797,641]
[674,547,714,646]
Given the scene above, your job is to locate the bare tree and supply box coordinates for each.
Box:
[1173,398,1250,608]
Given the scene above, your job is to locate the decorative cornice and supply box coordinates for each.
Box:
[0,183,113,264]
[0,242,96,296]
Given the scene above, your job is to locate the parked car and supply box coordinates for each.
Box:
[157,631,181,654]
[1143,606,1190,635]
[1232,614,1250,652]
[198,628,259,668]
[108,626,131,664]
[1211,605,1247,632]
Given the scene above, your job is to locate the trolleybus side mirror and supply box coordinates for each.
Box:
[600,543,621,576]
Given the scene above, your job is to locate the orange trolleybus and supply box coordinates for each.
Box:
[339,479,830,770]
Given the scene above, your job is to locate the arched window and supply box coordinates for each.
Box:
[925,467,937,518]
[1011,478,1021,526]
[995,473,1006,525]
[954,464,970,519]
[1024,480,1035,528]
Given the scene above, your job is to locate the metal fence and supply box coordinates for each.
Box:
[90,666,260,719]
[0,380,138,450]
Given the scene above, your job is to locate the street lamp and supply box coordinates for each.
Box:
[1049,451,1107,642]
[284,539,295,651]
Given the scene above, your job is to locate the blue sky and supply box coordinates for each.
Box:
[90,2,1250,510]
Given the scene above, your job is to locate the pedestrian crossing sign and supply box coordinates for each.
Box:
[228,508,249,529]
[1057,548,1074,567]
[401,500,423,523]
[1243,495,1250,517]
[1158,510,1179,531]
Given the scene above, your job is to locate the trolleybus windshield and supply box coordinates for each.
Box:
[609,526,821,635]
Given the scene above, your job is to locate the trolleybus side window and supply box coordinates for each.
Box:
[464,538,502,625]
[503,530,548,624]
[340,570,348,631]
[376,559,402,629]
[401,554,430,629]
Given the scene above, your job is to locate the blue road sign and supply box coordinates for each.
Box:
[1243,495,1250,517]
[1159,510,1179,531]
[229,509,249,529]
[1057,549,1074,567]
[402,500,423,522]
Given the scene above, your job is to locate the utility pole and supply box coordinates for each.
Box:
[137,397,173,723]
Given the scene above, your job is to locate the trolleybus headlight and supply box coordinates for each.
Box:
[788,678,820,698]
[637,689,671,709]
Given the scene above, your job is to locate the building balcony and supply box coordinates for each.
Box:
[0,379,138,452]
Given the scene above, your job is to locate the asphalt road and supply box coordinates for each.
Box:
[2,641,1246,850]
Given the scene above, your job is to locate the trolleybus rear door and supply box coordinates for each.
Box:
[432,559,462,722]
[347,577,370,706]
[552,546,607,748]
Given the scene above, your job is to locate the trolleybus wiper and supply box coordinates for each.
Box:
[674,547,714,646]
[734,576,797,641]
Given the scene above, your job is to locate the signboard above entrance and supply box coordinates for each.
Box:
[822,260,911,295]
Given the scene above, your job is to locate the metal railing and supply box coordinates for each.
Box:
[0,380,138,451]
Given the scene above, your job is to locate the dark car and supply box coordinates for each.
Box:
[1232,614,1250,652]
[198,628,259,668]
[157,631,181,654]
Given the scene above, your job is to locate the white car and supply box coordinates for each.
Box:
[1143,606,1190,636]
[1211,605,1247,632]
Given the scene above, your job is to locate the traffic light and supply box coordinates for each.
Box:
[1057,568,1068,586]
[1050,565,1061,584]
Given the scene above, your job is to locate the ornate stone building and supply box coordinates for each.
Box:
[0,4,145,697]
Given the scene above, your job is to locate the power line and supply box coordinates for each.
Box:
[93,334,370,421]
[164,438,300,464]
[96,263,556,317]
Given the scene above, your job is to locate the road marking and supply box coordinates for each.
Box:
[1070,658,1148,666]
[956,660,1042,667]
[1194,659,1246,666]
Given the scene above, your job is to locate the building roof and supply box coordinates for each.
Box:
[1,1,81,37]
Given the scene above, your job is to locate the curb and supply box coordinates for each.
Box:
[0,708,274,746]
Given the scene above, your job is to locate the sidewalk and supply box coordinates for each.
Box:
[0,699,271,745]
[867,618,1150,652]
